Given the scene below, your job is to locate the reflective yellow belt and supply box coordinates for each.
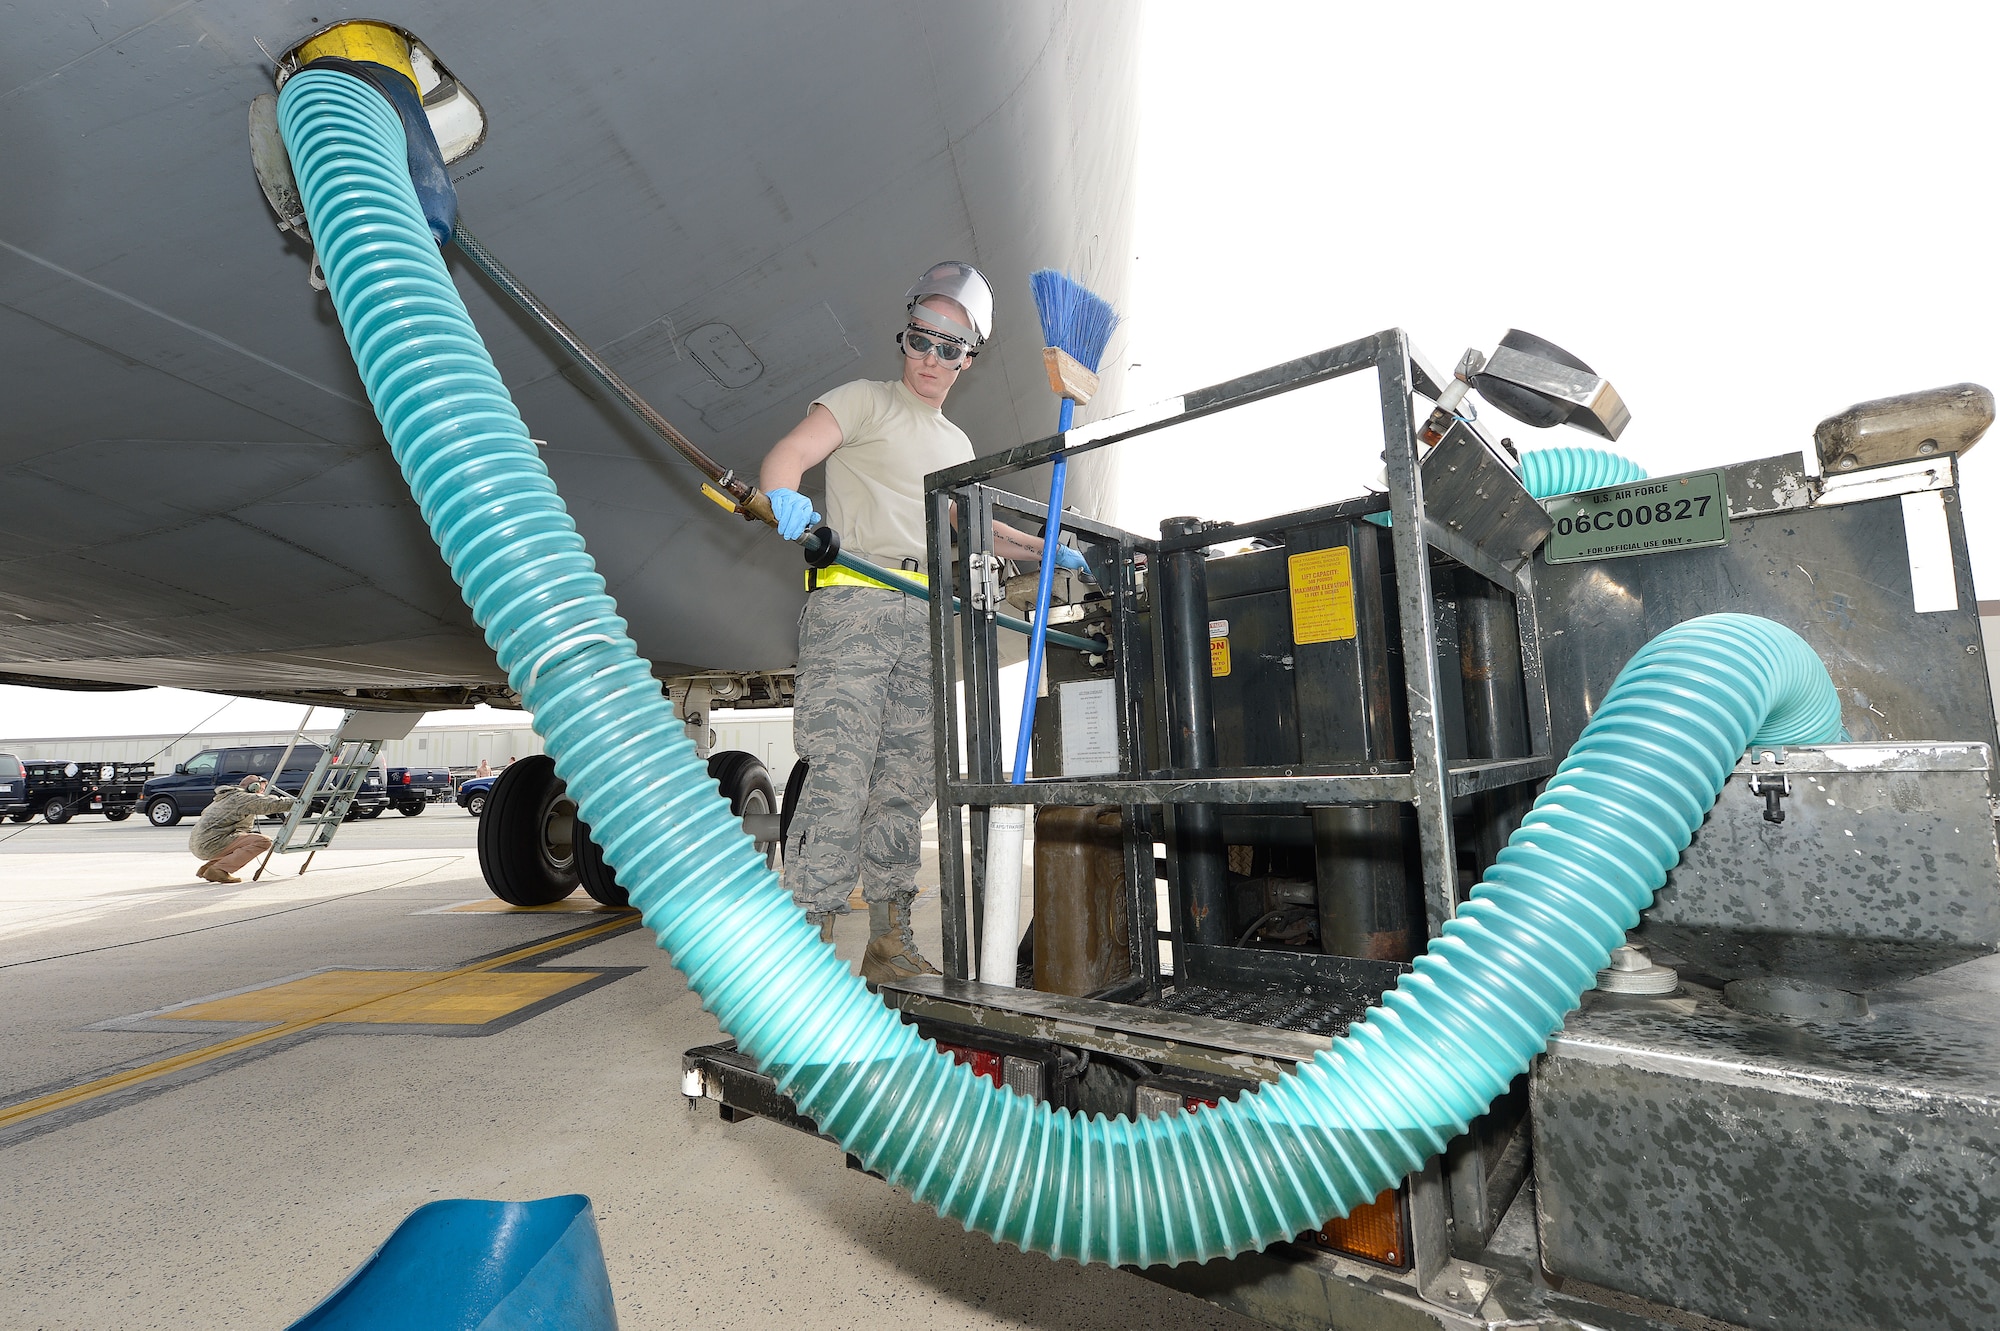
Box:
[807,563,929,593]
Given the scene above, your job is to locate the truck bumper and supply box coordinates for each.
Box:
[681,979,1705,1331]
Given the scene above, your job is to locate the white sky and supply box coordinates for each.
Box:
[4,2,1997,740]
[1112,1,2000,556]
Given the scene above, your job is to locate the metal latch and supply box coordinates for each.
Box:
[1747,771,1791,824]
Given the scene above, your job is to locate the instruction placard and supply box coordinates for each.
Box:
[1058,678,1120,777]
[1209,619,1231,677]
[1288,547,1357,644]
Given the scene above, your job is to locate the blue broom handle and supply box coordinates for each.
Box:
[1011,396,1076,783]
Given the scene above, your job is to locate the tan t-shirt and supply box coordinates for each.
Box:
[810,379,974,567]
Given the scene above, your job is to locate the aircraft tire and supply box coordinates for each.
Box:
[709,751,779,869]
[779,757,809,852]
[575,821,628,908]
[706,751,772,816]
[477,755,580,906]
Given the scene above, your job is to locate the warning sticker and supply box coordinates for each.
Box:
[1288,547,1357,644]
[1209,619,1231,677]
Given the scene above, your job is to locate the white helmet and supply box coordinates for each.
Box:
[905,260,994,347]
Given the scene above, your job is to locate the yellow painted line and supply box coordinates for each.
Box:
[0,915,638,1131]
[444,894,627,914]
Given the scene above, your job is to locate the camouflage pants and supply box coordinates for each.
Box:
[783,586,935,914]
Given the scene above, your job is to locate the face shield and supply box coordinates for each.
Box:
[905,261,994,347]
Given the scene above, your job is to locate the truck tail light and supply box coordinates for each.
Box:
[400,772,412,783]
[935,1041,1003,1087]
[1303,1186,1409,1270]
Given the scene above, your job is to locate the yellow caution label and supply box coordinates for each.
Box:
[1288,546,1357,644]
[1209,619,1231,677]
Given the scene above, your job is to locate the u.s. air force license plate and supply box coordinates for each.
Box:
[1542,470,1730,565]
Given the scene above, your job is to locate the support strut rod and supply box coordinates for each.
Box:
[449,222,769,515]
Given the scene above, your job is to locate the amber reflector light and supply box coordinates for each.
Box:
[1305,1186,1408,1269]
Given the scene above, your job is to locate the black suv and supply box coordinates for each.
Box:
[0,753,26,820]
[141,745,388,827]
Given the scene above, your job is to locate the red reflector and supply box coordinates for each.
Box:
[936,1041,1003,1087]
[1184,1094,1219,1112]
[1304,1187,1409,1270]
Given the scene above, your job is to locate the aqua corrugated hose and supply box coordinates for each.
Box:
[1518,444,1647,497]
[1369,442,1645,526]
[281,69,1845,1268]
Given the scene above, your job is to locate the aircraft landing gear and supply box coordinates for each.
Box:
[477,750,784,907]
[476,756,580,906]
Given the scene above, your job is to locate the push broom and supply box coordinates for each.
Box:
[979,271,1120,987]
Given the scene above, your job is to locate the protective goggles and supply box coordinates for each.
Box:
[898,325,974,364]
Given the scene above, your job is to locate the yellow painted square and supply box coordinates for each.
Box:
[161,969,596,1026]
[1288,546,1357,644]
[1210,634,1231,677]
[341,972,593,1024]
[168,971,441,1023]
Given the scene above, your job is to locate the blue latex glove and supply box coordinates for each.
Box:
[1051,544,1089,573]
[766,488,820,542]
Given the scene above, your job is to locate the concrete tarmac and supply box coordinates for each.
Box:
[0,806,1259,1329]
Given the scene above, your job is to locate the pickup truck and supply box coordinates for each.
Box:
[385,766,452,815]
[141,744,388,827]
[21,760,154,823]
[455,775,495,818]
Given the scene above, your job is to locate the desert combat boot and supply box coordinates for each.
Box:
[861,899,940,985]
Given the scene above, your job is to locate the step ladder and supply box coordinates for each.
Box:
[256,709,419,878]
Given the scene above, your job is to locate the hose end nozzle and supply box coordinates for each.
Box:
[801,525,842,569]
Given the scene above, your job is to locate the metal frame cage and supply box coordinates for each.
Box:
[923,327,1557,986]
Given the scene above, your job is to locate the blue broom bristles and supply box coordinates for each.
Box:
[1030,268,1120,374]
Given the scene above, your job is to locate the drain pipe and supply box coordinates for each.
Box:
[977,805,1028,986]
[279,67,1845,1268]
